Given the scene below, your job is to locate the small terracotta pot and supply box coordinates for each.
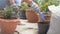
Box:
[0,17,20,34]
[38,13,51,23]
[44,13,51,20]
[26,9,38,23]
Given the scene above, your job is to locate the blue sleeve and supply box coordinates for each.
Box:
[14,0,22,7]
[39,12,45,21]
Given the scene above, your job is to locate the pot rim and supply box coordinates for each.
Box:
[0,17,20,23]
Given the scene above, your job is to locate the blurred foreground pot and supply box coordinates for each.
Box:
[0,17,20,34]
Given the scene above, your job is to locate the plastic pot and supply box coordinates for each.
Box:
[38,22,50,34]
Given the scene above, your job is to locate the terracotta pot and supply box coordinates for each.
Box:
[38,13,51,23]
[26,9,38,23]
[0,17,20,34]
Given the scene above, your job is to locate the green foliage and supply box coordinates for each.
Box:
[19,2,29,13]
[33,0,38,3]
[21,2,29,10]
[0,6,18,19]
[38,0,59,12]
[49,0,59,6]
[40,0,49,4]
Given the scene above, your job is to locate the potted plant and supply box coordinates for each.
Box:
[37,0,59,34]
[38,0,59,13]
[0,6,20,34]
[19,2,29,19]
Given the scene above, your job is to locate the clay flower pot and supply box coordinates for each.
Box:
[26,9,38,23]
[38,13,51,23]
[0,17,20,34]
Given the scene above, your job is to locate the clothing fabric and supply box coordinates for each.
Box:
[39,12,45,21]
[29,1,40,13]
[14,0,22,7]
[29,1,46,21]
[0,0,10,9]
[47,5,60,34]
[13,0,40,13]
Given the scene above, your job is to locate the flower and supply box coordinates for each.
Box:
[38,3,49,12]
[45,3,49,6]
[38,0,59,12]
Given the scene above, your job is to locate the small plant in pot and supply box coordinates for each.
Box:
[19,2,29,19]
[0,6,20,34]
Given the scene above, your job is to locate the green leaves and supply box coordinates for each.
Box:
[33,0,38,3]
[38,0,59,12]
[21,2,29,10]
[49,0,59,6]
[1,6,12,19]
[0,6,19,19]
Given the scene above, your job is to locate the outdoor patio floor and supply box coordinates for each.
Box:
[0,19,52,34]
[15,19,38,34]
